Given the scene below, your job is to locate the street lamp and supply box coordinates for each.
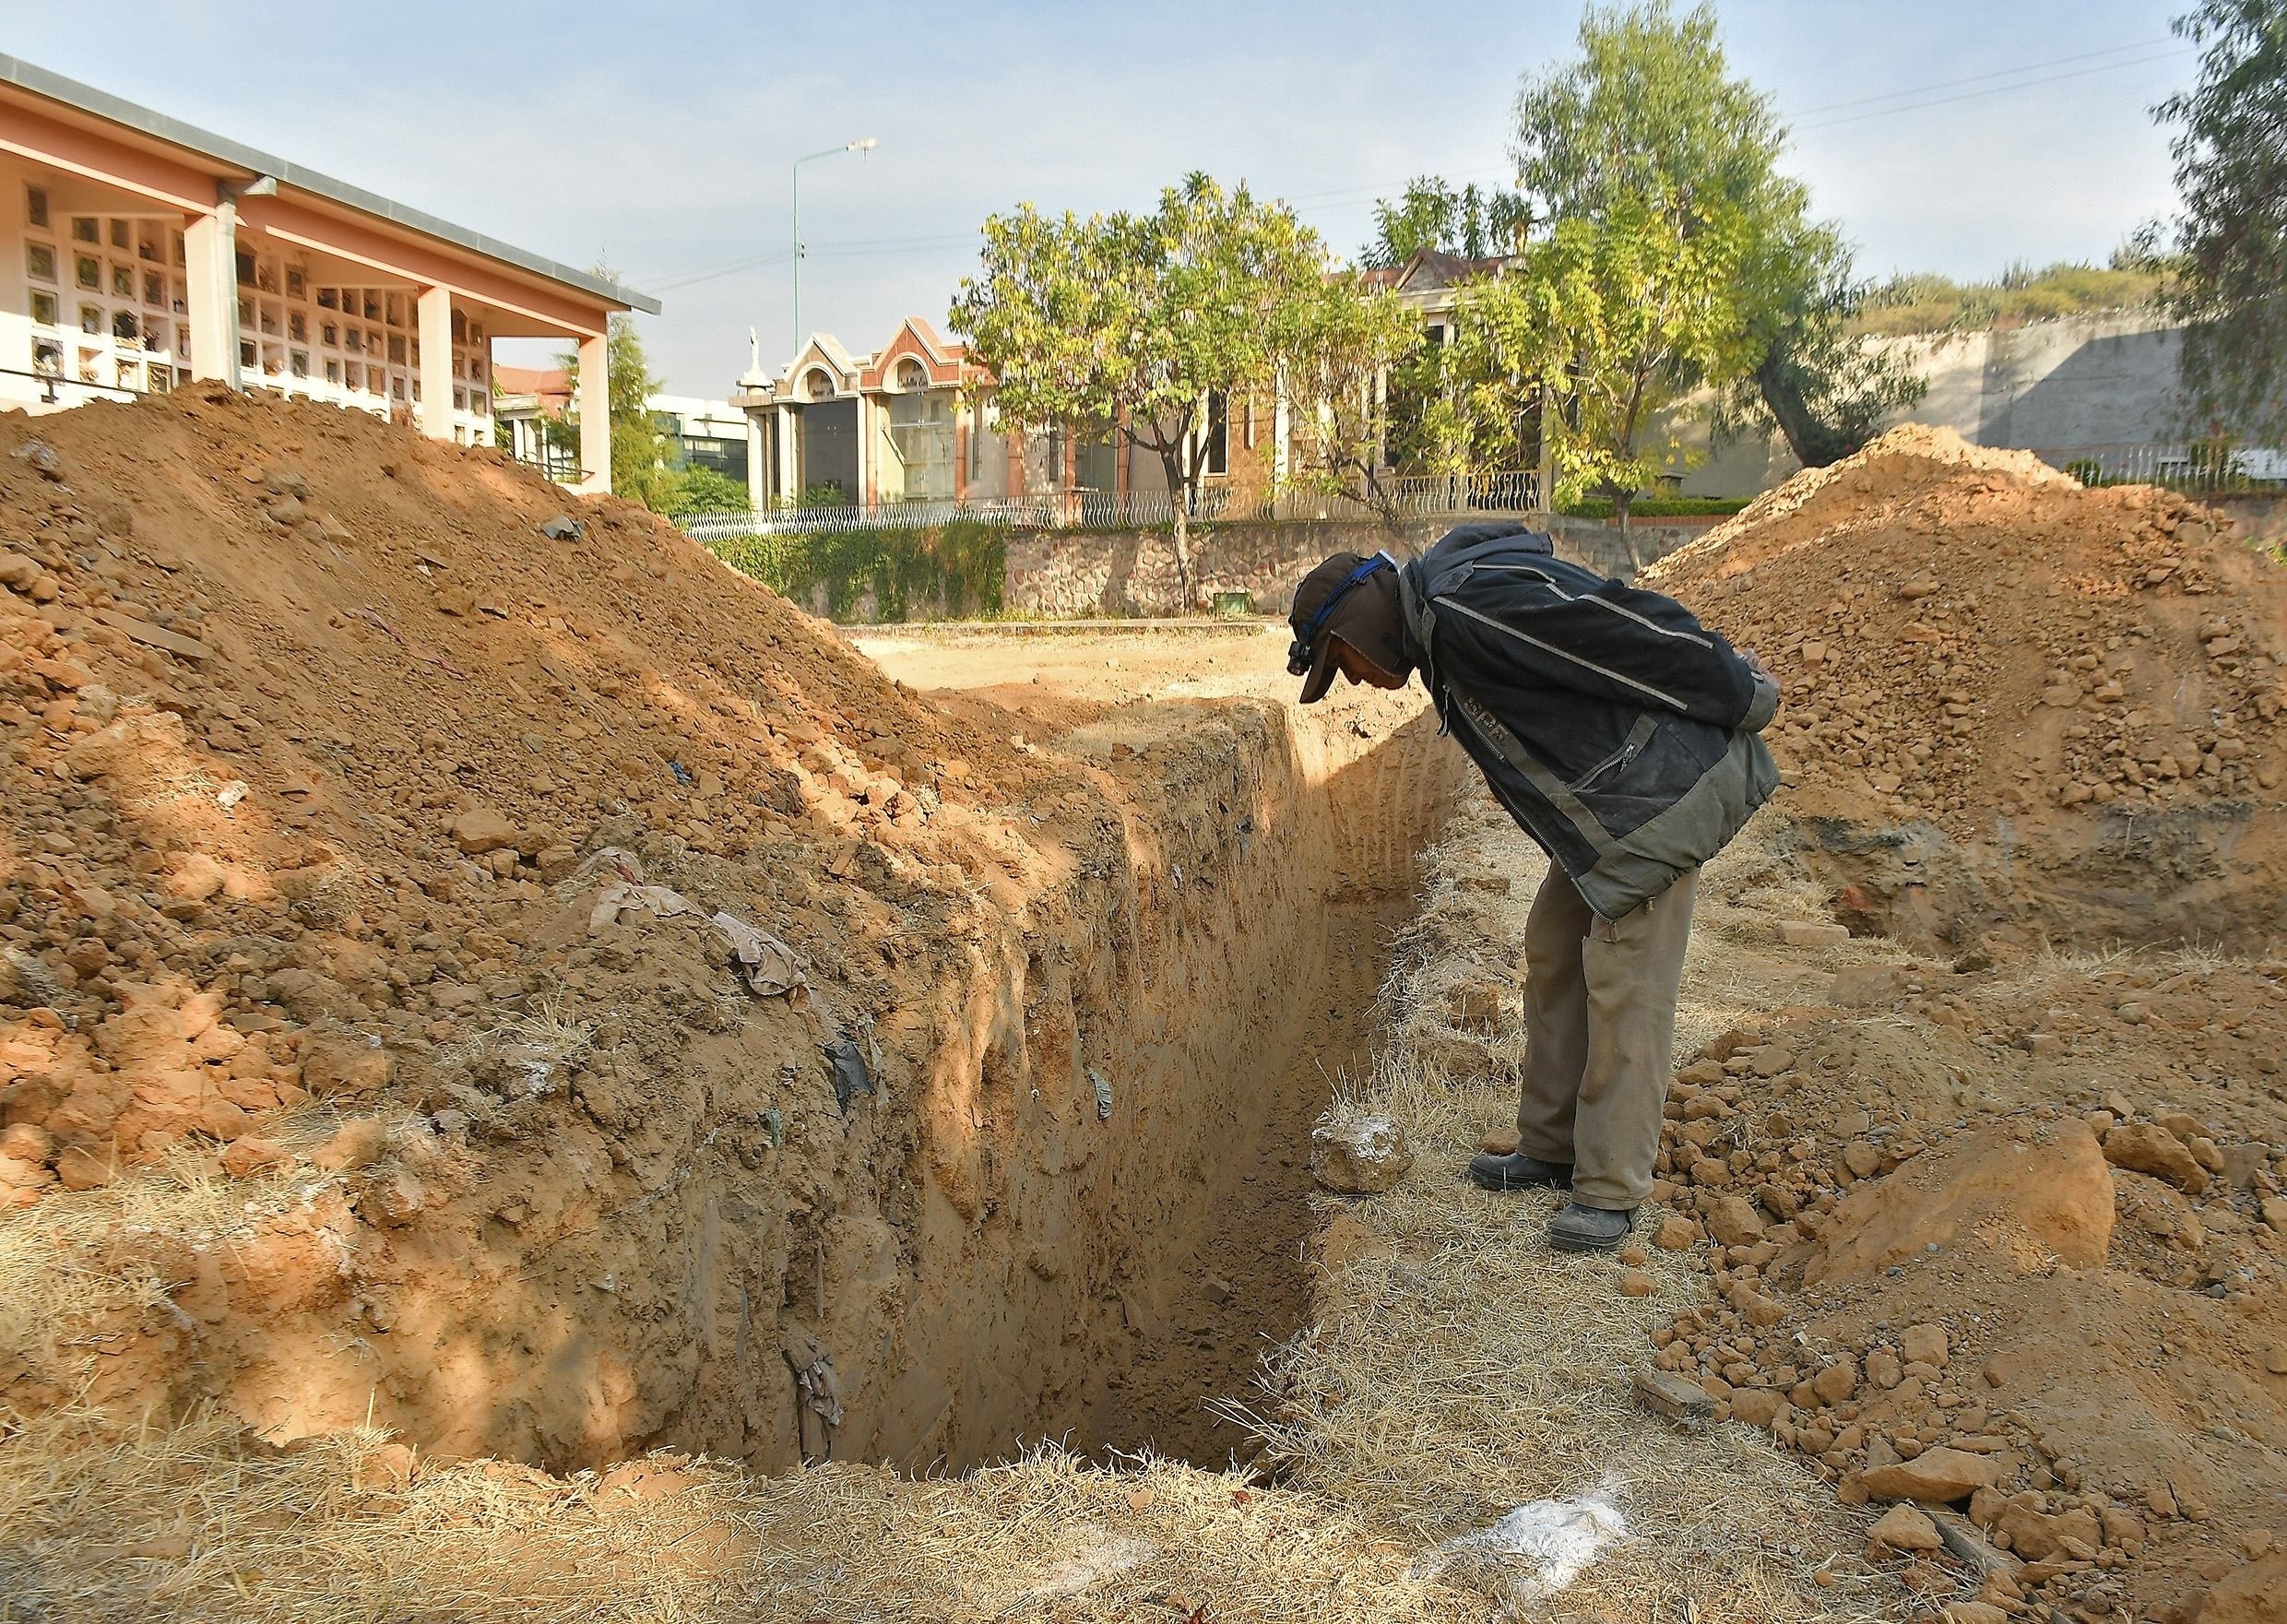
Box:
[792,137,877,353]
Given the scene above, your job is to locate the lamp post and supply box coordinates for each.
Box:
[792,137,877,354]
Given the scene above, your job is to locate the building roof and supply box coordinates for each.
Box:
[493,366,571,397]
[0,53,660,315]
[1373,248,1509,295]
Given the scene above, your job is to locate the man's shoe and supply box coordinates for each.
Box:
[1467,1152,1573,1192]
[1548,1202,1636,1251]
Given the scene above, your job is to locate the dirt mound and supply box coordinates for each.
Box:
[1644,954,2287,1623]
[0,387,1460,1479]
[1646,425,2287,949]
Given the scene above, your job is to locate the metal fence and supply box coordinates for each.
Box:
[2031,442,2287,495]
[677,468,1542,543]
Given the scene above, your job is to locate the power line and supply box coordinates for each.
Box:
[1796,48,2192,131]
[634,39,2192,288]
[1790,37,2176,117]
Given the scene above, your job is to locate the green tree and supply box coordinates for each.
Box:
[2160,0,2287,442]
[1282,267,1424,520]
[1426,185,1755,552]
[660,465,752,516]
[562,310,670,508]
[952,174,1330,603]
[1513,1,1920,468]
[1363,177,1532,267]
[1716,226,1927,467]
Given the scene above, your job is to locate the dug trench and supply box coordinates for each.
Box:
[0,391,1466,1489]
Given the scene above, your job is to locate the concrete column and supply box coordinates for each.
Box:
[576,330,610,494]
[416,286,456,441]
[776,405,796,504]
[744,411,767,510]
[183,205,239,387]
[855,394,871,508]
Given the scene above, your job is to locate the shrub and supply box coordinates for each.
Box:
[706,519,1007,622]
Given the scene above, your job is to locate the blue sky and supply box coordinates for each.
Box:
[12,2,2193,394]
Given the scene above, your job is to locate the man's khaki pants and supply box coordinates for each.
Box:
[1514,864,1697,1211]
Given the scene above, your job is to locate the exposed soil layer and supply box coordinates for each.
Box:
[1617,431,2287,1622]
[1647,425,2287,952]
[0,391,1461,1480]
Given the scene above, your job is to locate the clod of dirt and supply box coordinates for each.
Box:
[1804,1119,2115,1282]
[1309,1113,1415,1193]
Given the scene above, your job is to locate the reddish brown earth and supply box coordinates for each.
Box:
[1650,425,2287,953]
[1632,429,2287,1624]
[0,387,1461,1478]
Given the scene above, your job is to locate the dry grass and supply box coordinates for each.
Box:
[1247,788,1907,1622]
[0,1407,1467,1623]
[0,1144,335,1393]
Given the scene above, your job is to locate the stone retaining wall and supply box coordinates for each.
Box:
[1001,516,1700,621]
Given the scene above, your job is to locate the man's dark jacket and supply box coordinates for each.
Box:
[1396,522,1779,919]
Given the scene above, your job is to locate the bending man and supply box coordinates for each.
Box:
[1288,522,1779,1251]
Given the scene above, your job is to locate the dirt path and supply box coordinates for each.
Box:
[1096,897,1406,1467]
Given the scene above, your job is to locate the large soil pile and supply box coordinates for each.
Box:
[0,385,1455,1480]
[1647,426,2287,950]
[1624,430,2287,1621]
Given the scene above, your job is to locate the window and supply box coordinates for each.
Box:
[112,311,138,342]
[71,217,97,243]
[235,249,255,286]
[289,312,307,341]
[26,243,56,283]
[324,359,341,385]
[144,270,164,307]
[79,303,101,335]
[387,334,406,364]
[286,267,305,299]
[362,292,380,320]
[322,322,338,347]
[31,338,61,375]
[317,287,338,310]
[76,255,100,290]
[30,290,58,326]
[290,350,308,378]
[111,263,133,298]
[343,328,361,354]
[109,219,129,249]
[239,339,256,367]
[25,186,47,228]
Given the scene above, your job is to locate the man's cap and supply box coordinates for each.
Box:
[1289,551,1406,704]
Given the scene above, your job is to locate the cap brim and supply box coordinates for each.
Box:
[1297,634,1341,704]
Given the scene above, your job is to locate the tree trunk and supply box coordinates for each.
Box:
[1756,344,1854,468]
[1613,492,1643,574]
[1159,443,1193,612]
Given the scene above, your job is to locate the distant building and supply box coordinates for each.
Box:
[0,53,656,491]
[492,367,746,487]
[729,318,1284,513]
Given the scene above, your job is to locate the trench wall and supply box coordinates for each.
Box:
[90,692,1468,1476]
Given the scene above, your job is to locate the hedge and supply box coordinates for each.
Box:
[704,519,1007,622]
[1557,497,1752,518]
